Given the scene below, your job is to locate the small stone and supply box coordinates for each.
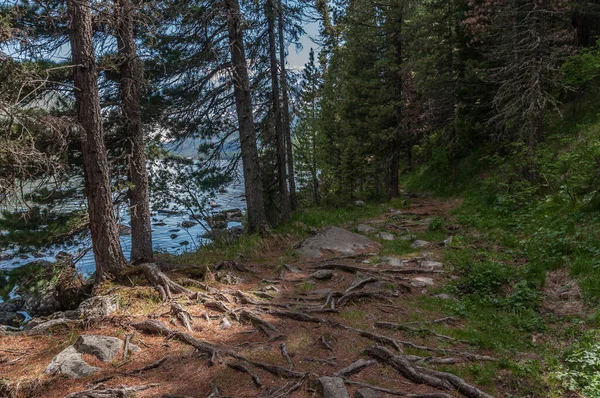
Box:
[382,257,404,267]
[283,264,302,274]
[434,293,456,301]
[354,200,366,207]
[411,277,435,287]
[311,270,334,280]
[170,234,178,239]
[411,240,431,248]
[443,236,454,246]
[354,388,381,398]
[376,232,395,241]
[154,221,166,226]
[318,376,350,398]
[357,224,377,234]
[74,335,123,362]
[180,241,190,246]
[45,346,101,378]
[219,317,232,330]
[420,260,443,268]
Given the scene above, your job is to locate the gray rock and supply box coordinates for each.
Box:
[297,227,383,258]
[45,346,101,378]
[0,311,23,327]
[354,388,381,398]
[443,236,454,246]
[215,271,243,285]
[357,224,377,234]
[77,296,119,319]
[382,257,405,267]
[318,376,350,398]
[411,277,435,287]
[21,288,60,316]
[434,293,456,301]
[311,270,334,280]
[411,240,431,249]
[181,221,196,228]
[283,264,302,274]
[354,200,366,207]
[74,335,123,362]
[376,232,395,241]
[118,224,132,236]
[420,260,443,268]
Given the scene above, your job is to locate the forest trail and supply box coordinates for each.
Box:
[1,196,514,398]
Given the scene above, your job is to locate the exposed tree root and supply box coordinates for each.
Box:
[240,310,281,338]
[366,346,494,398]
[171,302,193,331]
[142,263,192,301]
[279,343,294,370]
[375,322,460,342]
[343,379,454,398]
[227,363,263,388]
[64,383,159,398]
[132,319,306,378]
[336,290,395,308]
[333,358,377,377]
[320,335,336,351]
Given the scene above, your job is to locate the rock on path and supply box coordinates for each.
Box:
[45,346,101,378]
[319,376,350,398]
[297,227,383,258]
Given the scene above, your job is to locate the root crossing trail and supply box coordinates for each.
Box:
[1,196,504,398]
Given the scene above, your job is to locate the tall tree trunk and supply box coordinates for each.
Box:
[389,12,403,200]
[225,0,268,234]
[115,0,153,263]
[68,0,126,280]
[266,0,291,222]
[277,0,297,210]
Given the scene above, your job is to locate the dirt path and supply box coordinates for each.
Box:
[1,197,505,398]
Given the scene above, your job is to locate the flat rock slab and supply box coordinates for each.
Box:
[297,227,383,258]
[74,335,123,362]
[411,277,435,287]
[319,376,350,398]
[45,345,101,378]
[311,269,334,280]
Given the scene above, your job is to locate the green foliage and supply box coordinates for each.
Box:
[562,41,600,88]
[551,331,600,397]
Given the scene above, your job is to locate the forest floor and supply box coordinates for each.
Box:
[0,194,588,397]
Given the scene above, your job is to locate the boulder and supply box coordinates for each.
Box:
[181,221,196,228]
[297,227,383,258]
[45,346,101,378]
[318,377,350,398]
[74,335,123,362]
[77,296,118,318]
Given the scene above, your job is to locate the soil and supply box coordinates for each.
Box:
[0,197,529,398]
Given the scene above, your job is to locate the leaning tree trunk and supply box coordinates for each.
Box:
[224,0,268,234]
[266,0,291,223]
[115,0,153,263]
[277,0,297,210]
[68,0,126,280]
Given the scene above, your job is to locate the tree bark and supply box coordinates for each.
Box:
[68,0,126,280]
[224,0,268,234]
[388,11,403,200]
[266,0,291,222]
[277,0,297,210]
[115,0,153,263]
